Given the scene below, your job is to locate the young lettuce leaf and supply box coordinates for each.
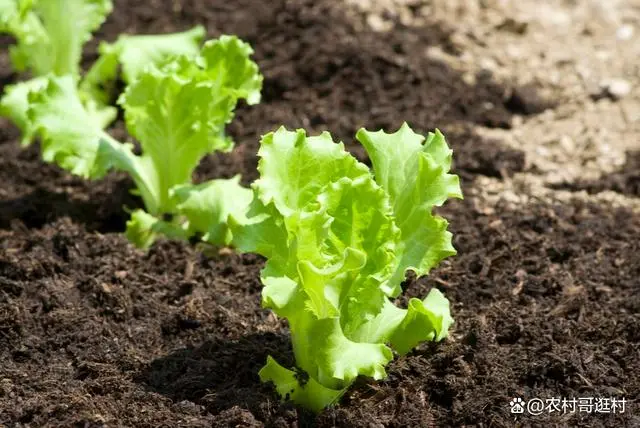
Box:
[230,124,461,412]
[0,77,48,146]
[81,25,206,106]
[124,209,190,250]
[356,125,463,295]
[123,176,253,250]
[171,175,253,246]
[27,75,119,178]
[1,0,112,77]
[2,74,118,147]
[94,35,262,248]
[0,0,114,140]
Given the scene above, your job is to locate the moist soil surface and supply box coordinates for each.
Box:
[1,1,639,427]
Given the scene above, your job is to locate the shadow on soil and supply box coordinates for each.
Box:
[137,332,317,424]
[0,175,140,233]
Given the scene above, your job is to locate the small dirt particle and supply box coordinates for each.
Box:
[598,78,632,100]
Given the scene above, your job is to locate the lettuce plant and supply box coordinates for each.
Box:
[0,0,112,77]
[0,0,115,142]
[28,36,262,248]
[0,0,205,147]
[231,124,462,411]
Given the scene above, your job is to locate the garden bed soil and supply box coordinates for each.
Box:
[1,1,639,427]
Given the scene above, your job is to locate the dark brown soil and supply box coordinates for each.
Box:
[1,1,638,427]
[550,150,640,198]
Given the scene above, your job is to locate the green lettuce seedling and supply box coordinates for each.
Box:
[0,0,112,78]
[0,0,115,142]
[98,36,261,248]
[28,36,261,248]
[230,124,462,412]
[0,0,205,147]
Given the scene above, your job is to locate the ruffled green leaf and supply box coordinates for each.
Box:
[124,209,189,249]
[3,0,112,76]
[81,25,205,105]
[350,288,454,354]
[0,0,21,33]
[259,356,345,413]
[198,35,263,105]
[255,127,369,217]
[230,198,304,318]
[298,317,393,390]
[118,67,214,214]
[390,288,454,354]
[0,77,48,146]
[27,75,118,178]
[356,123,463,296]
[230,198,289,265]
[171,175,252,246]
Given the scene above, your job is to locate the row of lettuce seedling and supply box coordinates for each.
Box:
[0,0,462,412]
